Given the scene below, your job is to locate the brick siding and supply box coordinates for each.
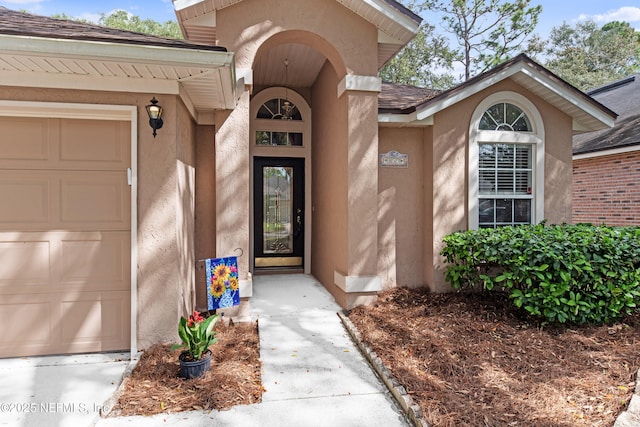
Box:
[572,150,640,226]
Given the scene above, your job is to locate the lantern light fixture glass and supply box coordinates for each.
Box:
[145,97,164,138]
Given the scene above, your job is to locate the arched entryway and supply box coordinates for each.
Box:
[250,87,312,273]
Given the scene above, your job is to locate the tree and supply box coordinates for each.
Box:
[52,10,182,39]
[99,10,182,39]
[423,0,542,80]
[380,21,457,89]
[543,20,640,91]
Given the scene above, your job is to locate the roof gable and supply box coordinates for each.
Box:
[380,54,617,133]
[173,0,421,69]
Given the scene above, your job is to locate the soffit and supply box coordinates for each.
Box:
[0,34,236,122]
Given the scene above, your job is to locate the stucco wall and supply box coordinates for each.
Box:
[431,104,468,292]
[214,92,251,279]
[217,0,378,76]
[176,100,197,317]
[0,86,200,349]
[378,127,426,289]
[573,151,640,225]
[194,125,216,308]
[311,62,349,305]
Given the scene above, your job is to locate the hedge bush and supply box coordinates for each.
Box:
[440,223,640,325]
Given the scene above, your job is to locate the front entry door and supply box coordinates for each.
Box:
[254,157,304,268]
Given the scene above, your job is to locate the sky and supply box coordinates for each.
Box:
[0,0,639,39]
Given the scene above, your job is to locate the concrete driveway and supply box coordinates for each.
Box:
[0,352,130,427]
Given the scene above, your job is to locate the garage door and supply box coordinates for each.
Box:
[0,116,131,357]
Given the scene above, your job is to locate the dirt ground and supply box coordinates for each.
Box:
[109,288,640,426]
[347,287,640,427]
[109,320,262,416]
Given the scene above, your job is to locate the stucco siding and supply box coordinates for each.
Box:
[217,0,378,76]
[195,125,216,308]
[378,127,425,288]
[311,61,349,305]
[176,100,197,318]
[431,107,468,292]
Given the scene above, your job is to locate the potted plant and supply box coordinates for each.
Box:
[171,310,219,379]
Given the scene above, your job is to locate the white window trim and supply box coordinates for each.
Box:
[469,92,545,229]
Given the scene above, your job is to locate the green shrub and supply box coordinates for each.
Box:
[440,223,640,325]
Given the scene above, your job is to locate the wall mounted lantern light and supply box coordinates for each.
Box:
[145,97,164,138]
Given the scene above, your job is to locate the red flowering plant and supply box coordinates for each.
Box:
[170,310,219,361]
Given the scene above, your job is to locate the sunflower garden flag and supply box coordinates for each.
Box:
[205,257,240,310]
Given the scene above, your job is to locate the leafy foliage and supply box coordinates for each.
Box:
[99,10,182,39]
[441,224,640,325]
[422,0,542,80]
[380,20,457,89]
[542,20,640,91]
[171,310,219,360]
[52,10,183,39]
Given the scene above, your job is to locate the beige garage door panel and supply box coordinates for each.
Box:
[0,116,130,171]
[0,291,130,357]
[0,115,131,357]
[0,232,129,288]
[0,170,129,231]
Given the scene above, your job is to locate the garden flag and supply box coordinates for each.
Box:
[205,256,240,310]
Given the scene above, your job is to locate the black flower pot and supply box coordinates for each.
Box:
[178,350,212,379]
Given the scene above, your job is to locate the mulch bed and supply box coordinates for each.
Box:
[347,287,640,427]
[109,320,262,416]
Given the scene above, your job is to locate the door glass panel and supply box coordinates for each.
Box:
[263,166,294,255]
[255,131,303,146]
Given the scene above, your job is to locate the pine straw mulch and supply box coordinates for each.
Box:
[109,320,262,417]
[347,287,640,427]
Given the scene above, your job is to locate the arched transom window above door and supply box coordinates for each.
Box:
[255,97,304,147]
[257,98,302,121]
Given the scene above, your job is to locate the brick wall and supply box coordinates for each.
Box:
[572,150,640,226]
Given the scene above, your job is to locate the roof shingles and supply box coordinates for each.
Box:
[0,7,227,52]
[573,75,640,155]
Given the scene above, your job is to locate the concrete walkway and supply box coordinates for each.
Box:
[93,274,408,427]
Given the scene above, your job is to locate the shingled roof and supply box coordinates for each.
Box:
[0,6,226,52]
[573,75,640,155]
[379,82,442,113]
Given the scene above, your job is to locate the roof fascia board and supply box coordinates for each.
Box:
[378,29,403,45]
[182,10,216,26]
[358,0,421,33]
[0,69,179,94]
[518,67,616,129]
[173,0,208,12]
[573,144,640,160]
[415,64,521,121]
[178,84,199,122]
[378,112,434,126]
[413,61,616,129]
[0,34,234,69]
[217,65,237,109]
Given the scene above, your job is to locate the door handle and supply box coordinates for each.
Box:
[294,208,302,238]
